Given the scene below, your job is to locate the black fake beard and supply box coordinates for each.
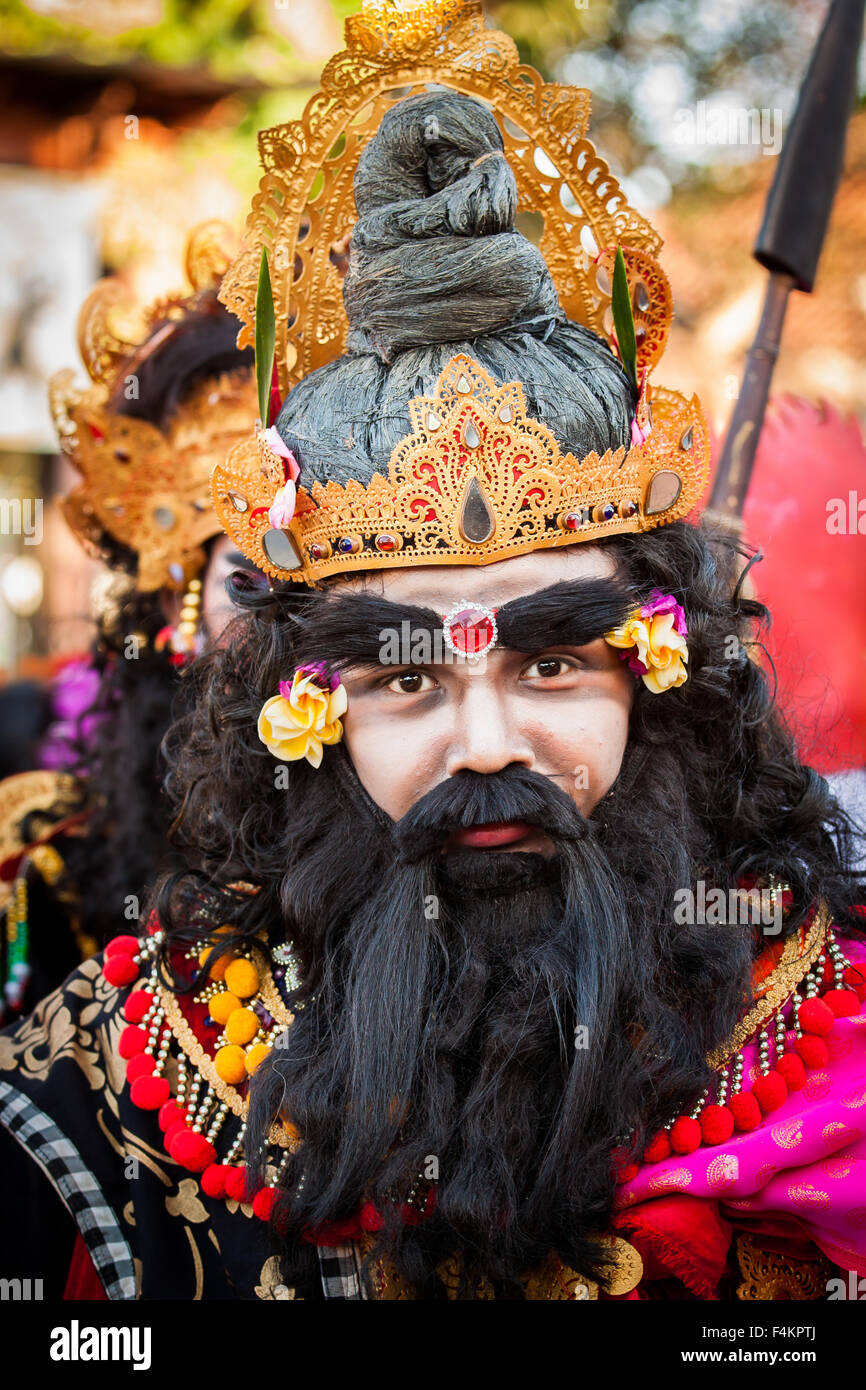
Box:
[248,751,752,1299]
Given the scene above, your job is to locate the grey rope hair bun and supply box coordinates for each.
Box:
[344,90,560,358]
[276,90,637,488]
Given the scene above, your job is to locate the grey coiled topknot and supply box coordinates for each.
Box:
[276,90,637,488]
[344,90,560,358]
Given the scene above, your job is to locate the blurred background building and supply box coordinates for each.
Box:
[0,0,864,770]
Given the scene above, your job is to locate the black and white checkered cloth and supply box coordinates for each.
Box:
[317,1242,366,1299]
[0,1081,136,1300]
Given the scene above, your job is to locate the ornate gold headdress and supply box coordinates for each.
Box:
[213,0,709,586]
[51,221,257,592]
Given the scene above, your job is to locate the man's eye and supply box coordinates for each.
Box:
[521,656,575,680]
[385,669,437,694]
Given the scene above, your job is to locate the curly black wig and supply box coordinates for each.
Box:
[146,92,863,1297]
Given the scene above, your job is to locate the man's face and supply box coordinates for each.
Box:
[338,546,635,850]
[201,534,263,641]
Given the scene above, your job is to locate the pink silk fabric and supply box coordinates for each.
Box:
[614,933,866,1277]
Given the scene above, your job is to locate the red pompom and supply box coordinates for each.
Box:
[158,1100,185,1132]
[794,1033,829,1068]
[823,989,860,1018]
[776,1053,807,1090]
[252,1187,277,1221]
[798,997,835,1036]
[105,934,140,957]
[123,990,154,1024]
[643,1131,672,1164]
[125,1054,155,1083]
[163,1120,188,1151]
[103,955,138,988]
[611,1147,640,1183]
[360,1201,383,1232]
[670,1116,702,1154]
[169,1130,216,1172]
[616,1161,641,1185]
[118,1025,148,1059]
[201,1164,229,1199]
[130,1075,170,1110]
[842,965,866,1000]
[700,1104,735,1144]
[224,1167,249,1203]
[752,1071,788,1113]
[729,1092,762,1132]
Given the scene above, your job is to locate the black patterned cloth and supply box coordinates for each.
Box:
[0,955,323,1301]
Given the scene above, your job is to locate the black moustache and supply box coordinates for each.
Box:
[393,765,592,863]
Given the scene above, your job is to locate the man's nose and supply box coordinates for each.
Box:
[444,682,534,779]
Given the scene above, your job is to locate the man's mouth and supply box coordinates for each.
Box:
[448,820,535,849]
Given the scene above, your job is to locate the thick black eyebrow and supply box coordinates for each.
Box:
[497,578,636,650]
[289,577,636,669]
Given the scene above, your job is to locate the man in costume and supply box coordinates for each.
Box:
[0,221,258,1020]
[1,2,864,1302]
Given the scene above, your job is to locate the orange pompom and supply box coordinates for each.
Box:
[224,958,259,999]
[225,1007,260,1046]
[208,991,240,1026]
[214,1044,248,1086]
[198,947,229,981]
[245,1042,271,1074]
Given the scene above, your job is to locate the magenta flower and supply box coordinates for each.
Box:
[641,589,688,638]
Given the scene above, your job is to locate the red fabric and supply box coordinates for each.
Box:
[612,1194,734,1299]
[63,1233,107,1300]
[738,395,866,772]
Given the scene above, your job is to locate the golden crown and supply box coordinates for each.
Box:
[214,354,708,584]
[50,221,257,592]
[214,0,708,585]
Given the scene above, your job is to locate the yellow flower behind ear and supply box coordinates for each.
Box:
[258,665,348,768]
[605,593,689,694]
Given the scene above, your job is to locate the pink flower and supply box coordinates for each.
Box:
[260,427,300,482]
[631,416,652,446]
[268,480,296,529]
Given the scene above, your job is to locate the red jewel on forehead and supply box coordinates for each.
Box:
[441,601,499,659]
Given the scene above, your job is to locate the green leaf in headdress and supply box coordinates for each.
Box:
[611,246,638,389]
[255,245,276,428]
